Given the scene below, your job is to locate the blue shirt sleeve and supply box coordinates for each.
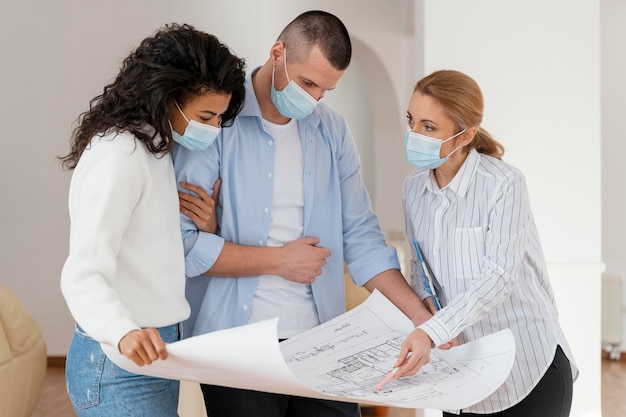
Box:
[171,142,226,278]
[327,113,400,286]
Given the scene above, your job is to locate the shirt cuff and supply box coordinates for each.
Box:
[348,246,401,287]
[184,232,225,277]
[418,316,451,347]
[102,317,140,349]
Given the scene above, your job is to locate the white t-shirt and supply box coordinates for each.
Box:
[60,130,190,347]
[248,119,320,338]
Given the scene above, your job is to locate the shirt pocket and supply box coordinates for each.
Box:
[453,227,485,279]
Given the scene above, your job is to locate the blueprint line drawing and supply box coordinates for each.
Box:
[279,297,515,409]
[102,290,515,410]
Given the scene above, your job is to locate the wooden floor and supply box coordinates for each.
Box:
[33,357,626,417]
[602,357,626,416]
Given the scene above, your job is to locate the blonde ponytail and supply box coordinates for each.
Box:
[471,127,504,159]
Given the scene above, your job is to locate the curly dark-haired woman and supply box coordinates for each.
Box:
[59,24,245,417]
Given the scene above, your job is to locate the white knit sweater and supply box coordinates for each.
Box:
[61,130,190,348]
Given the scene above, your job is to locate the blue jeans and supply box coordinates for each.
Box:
[66,324,181,417]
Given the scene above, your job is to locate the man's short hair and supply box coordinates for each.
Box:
[277,10,352,70]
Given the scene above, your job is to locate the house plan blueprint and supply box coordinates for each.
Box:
[279,291,515,409]
[102,290,515,410]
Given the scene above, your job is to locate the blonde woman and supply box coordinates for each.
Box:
[395,70,577,416]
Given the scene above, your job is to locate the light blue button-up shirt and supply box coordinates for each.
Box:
[172,68,400,337]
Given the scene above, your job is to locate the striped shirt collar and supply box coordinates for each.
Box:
[423,148,481,197]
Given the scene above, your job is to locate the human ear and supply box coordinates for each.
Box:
[269,41,285,65]
[462,126,479,146]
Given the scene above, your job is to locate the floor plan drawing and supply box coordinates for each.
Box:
[280,297,515,409]
[102,290,515,411]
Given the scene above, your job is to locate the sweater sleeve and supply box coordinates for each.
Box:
[60,137,146,347]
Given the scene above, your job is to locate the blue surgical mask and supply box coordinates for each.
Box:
[270,48,318,120]
[171,101,220,151]
[404,127,467,169]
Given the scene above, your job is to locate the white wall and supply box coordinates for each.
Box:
[0,1,605,416]
[601,0,626,352]
[418,1,603,416]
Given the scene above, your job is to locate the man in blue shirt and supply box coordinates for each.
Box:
[173,10,431,417]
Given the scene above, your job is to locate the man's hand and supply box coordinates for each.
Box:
[275,237,331,283]
[423,296,438,315]
[118,328,168,367]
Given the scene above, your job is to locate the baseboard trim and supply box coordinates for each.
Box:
[47,356,66,367]
[602,350,626,362]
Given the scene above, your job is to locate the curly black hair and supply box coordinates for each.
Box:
[60,23,246,170]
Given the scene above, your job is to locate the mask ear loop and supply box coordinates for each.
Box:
[442,127,469,144]
[442,128,469,158]
[272,47,291,90]
[271,65,276,89]
[282,47,291,83]
[174,101,191,123]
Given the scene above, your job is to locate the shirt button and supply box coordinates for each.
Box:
[268,140,273,146]
[258,240,264,245]
[267,173,273,178]
[242,305,248,311]
[263,207,269,213]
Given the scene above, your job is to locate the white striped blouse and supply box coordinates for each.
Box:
[402,149,578,414]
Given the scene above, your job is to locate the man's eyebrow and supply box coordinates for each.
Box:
[301,77,337,91]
